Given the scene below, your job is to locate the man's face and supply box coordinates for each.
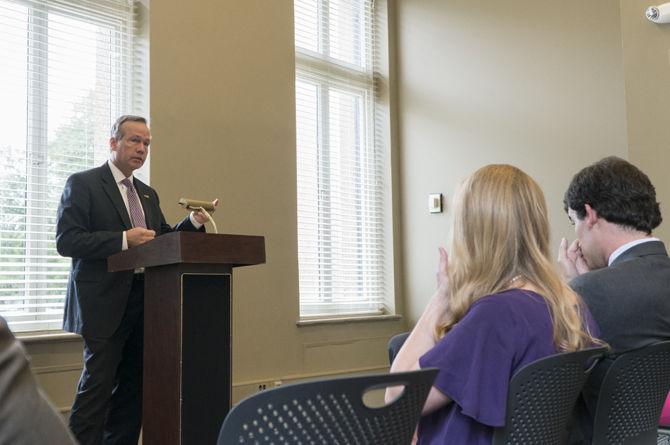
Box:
[110,121,151,177]
[568,207,607,270]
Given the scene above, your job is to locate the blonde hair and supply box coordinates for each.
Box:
[438,164,599,351]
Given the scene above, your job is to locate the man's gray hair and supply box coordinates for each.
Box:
[111,115,147,140]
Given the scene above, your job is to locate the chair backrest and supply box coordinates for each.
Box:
[591,340,670,445]
[217,368,438,445]
[388,332,410,365]
[492,346,607,445]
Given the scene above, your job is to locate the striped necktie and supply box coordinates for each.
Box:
[121,178,147,229]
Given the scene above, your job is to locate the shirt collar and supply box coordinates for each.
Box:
[608,237,659,266]
[107,160,133,184]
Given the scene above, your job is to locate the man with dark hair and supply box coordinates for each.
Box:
[559,156,670,443]
[56,115,215,444]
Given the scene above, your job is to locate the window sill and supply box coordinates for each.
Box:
[15,331,81,344]
[296,314,402,327]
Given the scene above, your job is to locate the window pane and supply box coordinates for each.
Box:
[294,0,319,53]
[296,78,320,304]
[328,0,369,69]
[296,78,383,315]
[295,0,386,317]
[295,0,371,70]
[327,87,372,307]
[48,12,117,183]
[0,1,28,151]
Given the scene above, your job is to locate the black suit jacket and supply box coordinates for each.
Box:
[56,163,203,338]
[568,240,670,443]
[571,240,670,353]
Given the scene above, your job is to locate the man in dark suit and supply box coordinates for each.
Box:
[56,115,212,445]
[558,156,670,443]
[0,315,77,445]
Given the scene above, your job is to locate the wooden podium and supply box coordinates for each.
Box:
[108,232,265,445]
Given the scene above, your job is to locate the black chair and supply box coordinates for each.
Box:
[492,346,607,445]
[388,331,410,365]
[217,368,438,445]
[591,340,670,445]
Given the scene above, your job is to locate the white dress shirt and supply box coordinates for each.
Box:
[608,237,660,266]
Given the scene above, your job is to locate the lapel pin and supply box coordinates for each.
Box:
[143,194,150,199]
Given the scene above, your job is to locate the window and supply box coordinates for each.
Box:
[0,0,148,332]
[294,0,392,317]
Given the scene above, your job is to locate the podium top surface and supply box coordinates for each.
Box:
[108,232,265,272]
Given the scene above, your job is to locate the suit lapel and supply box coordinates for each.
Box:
[100,163,132,229]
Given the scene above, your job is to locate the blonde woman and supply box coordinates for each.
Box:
[387,164,601,445]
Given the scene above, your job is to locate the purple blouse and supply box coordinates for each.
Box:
[418,289,599,445]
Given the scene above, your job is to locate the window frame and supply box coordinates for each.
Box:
[0,0,147,332]
[294,0,394,320]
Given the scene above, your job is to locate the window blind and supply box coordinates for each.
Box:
[0,0,147,332]
[295,0,388,317]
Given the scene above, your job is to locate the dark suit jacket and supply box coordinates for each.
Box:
[571,240,670,353]
[0,316,76,445]
[569,240,670,443]
[56,163,203,338]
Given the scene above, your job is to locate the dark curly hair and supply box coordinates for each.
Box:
[563,156,662,234]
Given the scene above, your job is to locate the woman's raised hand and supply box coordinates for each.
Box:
[436,246,449,296]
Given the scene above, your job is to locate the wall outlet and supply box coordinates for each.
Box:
[257,380,283,392]
[429,193,443,213]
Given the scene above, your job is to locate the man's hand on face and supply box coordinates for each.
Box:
[558,238,590,281]
[126,227,156,248]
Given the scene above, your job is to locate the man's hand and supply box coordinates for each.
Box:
[127,227,156,248]
[193,198,219,225]
[558,238,590,281]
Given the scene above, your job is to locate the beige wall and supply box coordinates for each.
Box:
[395,0,631,322]
[25,0,670,413]
[149,0,404,396]
[621,0,670,242]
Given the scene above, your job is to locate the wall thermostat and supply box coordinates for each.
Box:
[429,193,443,213]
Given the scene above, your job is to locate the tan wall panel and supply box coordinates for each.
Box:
[394,0,628,323]
[149,0,404,386]
[620,0,670,242]
[23,338,83,412]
